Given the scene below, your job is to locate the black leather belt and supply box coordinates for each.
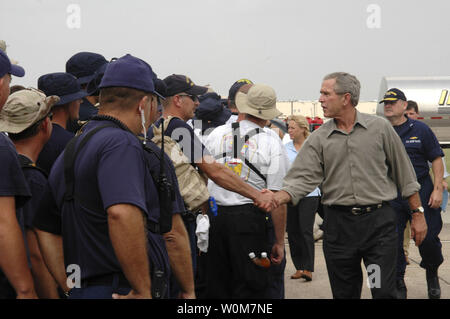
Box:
[82,272,130,288]
[328,202,386,215]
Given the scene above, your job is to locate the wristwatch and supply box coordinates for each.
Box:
[411,206,424,215]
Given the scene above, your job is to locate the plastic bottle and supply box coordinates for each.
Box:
[259,252,271,268]
[248,252,271,268]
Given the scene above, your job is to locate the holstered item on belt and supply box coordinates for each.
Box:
[151,270,167,299]
[181,209,198,223]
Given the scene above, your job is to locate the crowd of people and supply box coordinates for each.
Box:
[0,45,447,299]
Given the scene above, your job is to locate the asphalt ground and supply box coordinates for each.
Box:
[284,206,450,299]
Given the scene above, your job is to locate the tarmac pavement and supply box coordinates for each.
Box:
[284,206,450,299]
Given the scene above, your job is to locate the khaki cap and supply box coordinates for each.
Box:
[235,83,281,120]
[0,88,59,134]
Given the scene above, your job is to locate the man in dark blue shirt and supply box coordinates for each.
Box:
[36,72,87,175]
[383,88,444,299]
[66,51,108,124]
[0,49,36,299]
[33,54,172,299]
[0,88,60,298]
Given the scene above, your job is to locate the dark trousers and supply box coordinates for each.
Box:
[287,196,320,272]
[206,204,271,299]
[265,214,286,299]
[390,175,444,279]
[69,286,131,299]
[322,204,398,299]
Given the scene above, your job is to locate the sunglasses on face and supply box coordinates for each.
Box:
[178,94,198,102]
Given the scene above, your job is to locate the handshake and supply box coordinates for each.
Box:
[254,189,289,212]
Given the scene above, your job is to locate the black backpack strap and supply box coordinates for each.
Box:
[142,143,174,234]
[242,128,267,183]
[63,124,116,202]
[18,154,48,178]
[225,122,267,183]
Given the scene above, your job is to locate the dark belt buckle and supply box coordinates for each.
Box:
[351,207,362,215]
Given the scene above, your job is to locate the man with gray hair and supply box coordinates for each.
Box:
[272,72,427,299]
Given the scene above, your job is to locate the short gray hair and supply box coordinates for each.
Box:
[323,72,360,107]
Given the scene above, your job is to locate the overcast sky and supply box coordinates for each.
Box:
[1,0,449,101]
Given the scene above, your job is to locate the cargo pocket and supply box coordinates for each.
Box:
[230,211,270,292]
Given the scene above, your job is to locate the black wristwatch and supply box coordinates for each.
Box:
[411,206,424,215]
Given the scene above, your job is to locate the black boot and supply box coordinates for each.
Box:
[426,268,441,299]
[396,278,407,299]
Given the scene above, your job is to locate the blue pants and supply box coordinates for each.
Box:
[69,286,131,299]
[390,175,444,280]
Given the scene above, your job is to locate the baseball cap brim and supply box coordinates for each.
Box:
[379,97,400,104]
[10,64,25,77]
[185,85,208,96]
[56,90,88,106]
[77,74,95,85]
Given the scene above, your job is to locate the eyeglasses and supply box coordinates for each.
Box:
[178,94,198,102]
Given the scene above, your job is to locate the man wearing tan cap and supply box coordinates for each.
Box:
[0,88,60,298]
[0,50,38,299]
[203,83,289,298]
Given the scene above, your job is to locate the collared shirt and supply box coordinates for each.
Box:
[393,116,443,180]
[37,123,74,175]
[282,110,420,206]
[285,141,321,197]
[205,120,289,206]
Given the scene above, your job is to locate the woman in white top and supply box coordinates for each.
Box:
[284,115,321,282]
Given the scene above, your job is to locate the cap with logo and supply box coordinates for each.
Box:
[38,72,87,106]
[66,52,108,85]
[0,49,25,78]
[0,88,59,134]
[235,83,281,120]
[379,88,407,104]
[228,78,253,103]
[163,74,208,97]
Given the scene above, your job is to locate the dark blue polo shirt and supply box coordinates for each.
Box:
[393,117,444,180]
[33,120,168,281]
[0,134,31,296]
[18,157,47,229]
[37,124,74,175]
[0,133,31,207]
[150,117,210,165]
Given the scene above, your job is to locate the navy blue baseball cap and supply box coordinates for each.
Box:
[66,52,108,85]
[194,92,231,131]
[99,54,163,99]
[379,88,407,104]
[0,50,25,78]
[38,72,87,106]
[163,74,208,97]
